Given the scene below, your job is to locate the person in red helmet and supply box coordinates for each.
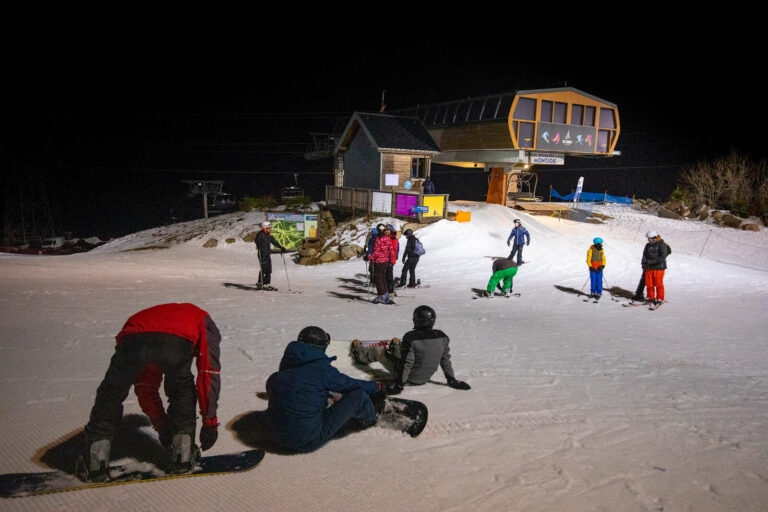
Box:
[81,303,222,482]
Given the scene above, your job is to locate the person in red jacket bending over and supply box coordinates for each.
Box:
[81,303,222,482]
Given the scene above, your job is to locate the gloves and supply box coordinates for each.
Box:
[589,267,596,272]
[200,417,219,451]
[363,254,369,261]
[447,377,471,390]
[506,240,511,247]
[526,241,529,246]
[598,265,605,271]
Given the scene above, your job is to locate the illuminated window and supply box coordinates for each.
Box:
[554,102,567,124]
[584,106,596,127]
[571,104,584,125]
[514,97,537,121]
[599,108,616,129]
[541,101,553,122]
[518,122,535,148]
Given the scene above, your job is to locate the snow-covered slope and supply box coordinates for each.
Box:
[1,202,767,511]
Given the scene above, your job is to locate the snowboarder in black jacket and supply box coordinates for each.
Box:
[350,305,471,393]
[255,221,286,290]
[398,229,420,288]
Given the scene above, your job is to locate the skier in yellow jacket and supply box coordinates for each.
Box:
[587,238,606,300]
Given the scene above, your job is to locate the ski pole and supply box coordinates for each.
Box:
[579,276,589,296]
[281,253,291,291]
[602,273,616,301]
[257,255,264,293]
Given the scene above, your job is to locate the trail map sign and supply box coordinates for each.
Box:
[266,213,318,250]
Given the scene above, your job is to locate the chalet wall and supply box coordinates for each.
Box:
[380,153,412,189]
[343,132,380,190]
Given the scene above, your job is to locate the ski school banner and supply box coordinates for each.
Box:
[549,188,632,204]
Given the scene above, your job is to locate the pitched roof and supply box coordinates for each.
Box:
[336,112,440,154]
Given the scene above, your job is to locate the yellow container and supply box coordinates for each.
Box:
[455,211,471,223]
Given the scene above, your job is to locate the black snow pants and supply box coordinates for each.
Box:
[258,255,273,285]
[399,256,420,287]
[85,333,197,441]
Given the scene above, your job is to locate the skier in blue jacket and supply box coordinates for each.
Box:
[266,326,383,453]
[506,218,530,265]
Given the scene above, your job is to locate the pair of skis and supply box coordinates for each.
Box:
[623,300,665,310]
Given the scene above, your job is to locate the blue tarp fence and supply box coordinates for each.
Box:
[550,188,633,204]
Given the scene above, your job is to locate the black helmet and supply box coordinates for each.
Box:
[404,228,413,236]
[297,326,330,349]
[377,224,388,235]
[413,305,436,329]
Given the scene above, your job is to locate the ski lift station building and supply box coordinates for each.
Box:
[326,87,620,221]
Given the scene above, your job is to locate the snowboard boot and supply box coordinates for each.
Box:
[481,290,491,298]
[167,433,200,475]
[349,339,362,360]
[81,438,111,482]
[370,389,387,414]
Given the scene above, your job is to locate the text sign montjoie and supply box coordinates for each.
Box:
[529,152,564,165]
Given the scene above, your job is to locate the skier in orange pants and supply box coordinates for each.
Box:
[641,231,672,305]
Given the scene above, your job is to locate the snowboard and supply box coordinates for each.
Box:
[376,397,428,438]
[471,287,519,299]
[0,449,265,498]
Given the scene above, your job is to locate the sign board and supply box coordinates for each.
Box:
[384,173,399,187]
[422,195,444,217]
[396,194,418,216]
[536,122,597,153]
[266,213,318,250]
[529,152,564,165]
[410,206,429,214]
[403,180,412,190]
[371,191,392,214]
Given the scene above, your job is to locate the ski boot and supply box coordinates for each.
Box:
[480,290,491,298]
[79,437,111,482]
[167,432,200,475]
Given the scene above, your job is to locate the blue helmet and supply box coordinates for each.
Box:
[371,228,377,234]
[593,237,603,244]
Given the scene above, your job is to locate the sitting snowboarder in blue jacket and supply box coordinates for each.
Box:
[266,326,383,453]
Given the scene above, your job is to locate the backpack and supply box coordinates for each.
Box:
[413,238,425,256]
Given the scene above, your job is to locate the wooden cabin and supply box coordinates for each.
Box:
[328,112,447,222]
[333,112,440,192]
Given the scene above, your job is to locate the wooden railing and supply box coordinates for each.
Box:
[325,186,449,223]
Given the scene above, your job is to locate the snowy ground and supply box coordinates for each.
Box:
[1,202,767,511]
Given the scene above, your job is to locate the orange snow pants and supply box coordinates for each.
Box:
[645,269,665,301]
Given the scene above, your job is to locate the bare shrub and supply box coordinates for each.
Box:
[678,150,767,215]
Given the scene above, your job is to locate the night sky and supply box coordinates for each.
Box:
[5,36,763,240]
